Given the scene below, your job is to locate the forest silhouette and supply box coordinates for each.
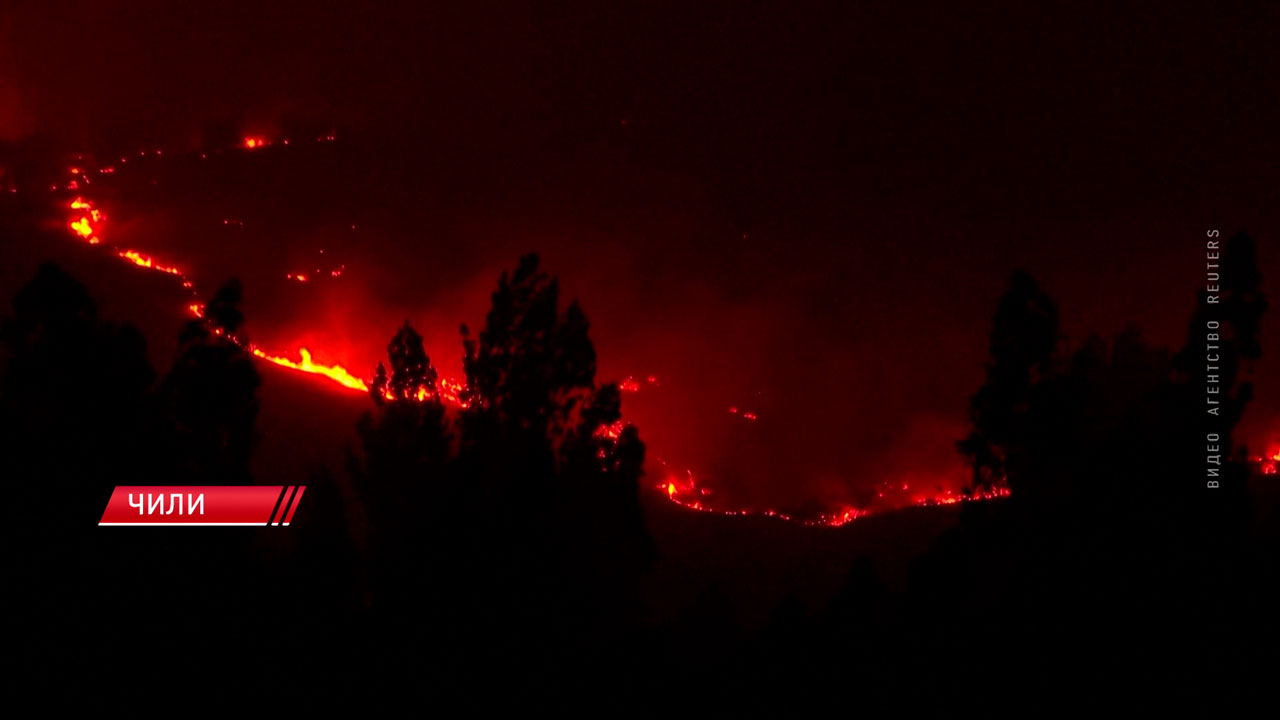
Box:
[3,236,1274,712]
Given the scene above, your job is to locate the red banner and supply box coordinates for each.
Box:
[98,486,305,526]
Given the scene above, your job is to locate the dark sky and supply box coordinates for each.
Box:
[4,1,1279,507]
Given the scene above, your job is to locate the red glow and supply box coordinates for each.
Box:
[60,146,1016,530]
[1256,447,1280,475]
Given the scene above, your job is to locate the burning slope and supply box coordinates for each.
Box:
[54,138,1011,526]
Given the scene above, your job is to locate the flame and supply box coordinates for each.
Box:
[117,250,183,276]
[249,347,368,392]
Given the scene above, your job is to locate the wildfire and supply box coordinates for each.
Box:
[57,136,1016,529]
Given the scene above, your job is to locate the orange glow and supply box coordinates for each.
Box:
[243,136,267,149]
[437,377,469,407]
[117,250,183,276]
[70,217,97,242]
[822,507,867,527]
[68,198,102,244]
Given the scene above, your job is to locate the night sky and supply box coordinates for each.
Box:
[3,1,1278,508]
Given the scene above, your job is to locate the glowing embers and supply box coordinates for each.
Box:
[68,197,103,244]
[595,420,625,440]
[820,507,868,527]
[436,377,469,407]
[1254,448,1280,475]
[656,467,858,527]
[619,375,660,394]
[117,249,184,275]
[915,486,1011,506]
[287,249,345,283]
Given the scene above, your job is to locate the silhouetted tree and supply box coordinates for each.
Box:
[160,278,260,483]
[2,264,274,708]
[461,255,595,441]
[343,254,652,699]
[0,262,156,524]
[370,361,388,405]
[958,270,1060,493]
[386,321,438,401]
